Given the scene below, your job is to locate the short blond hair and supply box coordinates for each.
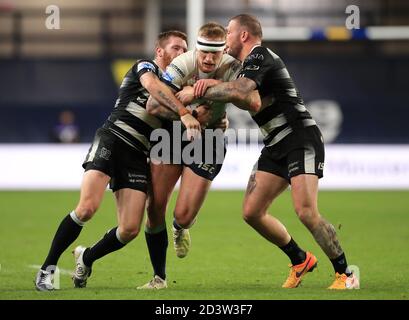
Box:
[198,22,226,40]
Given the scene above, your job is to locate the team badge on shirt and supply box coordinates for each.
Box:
[137,62,156,73]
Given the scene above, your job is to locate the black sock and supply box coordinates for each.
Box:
[330,252,351,275]
[173,219,182,230]
[279,238,307,266]
[82,227,125,267]
[41,212,83,271]
[145,226,168,280]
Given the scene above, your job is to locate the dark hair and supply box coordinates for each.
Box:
[230,14,263,39]
[198,22,226,40]
[156,30,188,48]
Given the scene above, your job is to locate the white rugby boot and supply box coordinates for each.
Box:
[172,226,191,258]
[72,245,92,288]
[35,269,54,291]
[137,275,168,290]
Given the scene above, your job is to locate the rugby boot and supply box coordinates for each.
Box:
[282,251,318,288]
[328,272,360,289]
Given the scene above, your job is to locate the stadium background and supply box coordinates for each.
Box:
[0,0,408,301]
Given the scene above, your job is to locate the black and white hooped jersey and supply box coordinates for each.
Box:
[105,59,163,154]
[239,46,316,147]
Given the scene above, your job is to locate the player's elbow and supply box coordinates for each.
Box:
[146,93,163,116]
[249,99,261,113]
[146,100,159,116]
[233,92,261,112]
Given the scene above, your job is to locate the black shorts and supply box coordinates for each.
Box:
[151,121,226,181]
[82,127,149,193]
[256,126,325,182]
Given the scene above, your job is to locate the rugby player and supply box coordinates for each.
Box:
[137,22,259,290]
[178,14,359,290]
[34,31,196,291]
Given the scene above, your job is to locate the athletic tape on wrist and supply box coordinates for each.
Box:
[178,107,190,117]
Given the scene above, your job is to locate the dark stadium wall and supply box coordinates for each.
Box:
[0,59,117,143]
[0,56,408,143]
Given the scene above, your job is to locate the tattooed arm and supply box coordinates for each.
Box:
[141,72,201,139]
[203,77,261,112]
[146,91,179,121]
[141,72,185,116]
[176,78,261,113]
[146,100,213,128]
[146,102,180,121]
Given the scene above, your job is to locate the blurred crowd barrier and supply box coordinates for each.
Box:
[1,143,409,190]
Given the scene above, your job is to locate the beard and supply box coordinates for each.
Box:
[227,42,242,59]
[162,52,173,68]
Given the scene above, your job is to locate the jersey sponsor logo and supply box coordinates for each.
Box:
[161,71,175,82]
[137,62,156,73]
[244,65,260,71]
[99,147,111,160]
[288,161,300,174]
[128,173,147,184]
[245,53,264,63]
[197,162,215,175]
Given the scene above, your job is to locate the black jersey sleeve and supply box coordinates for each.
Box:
[135,60,158,79]
[238,46,275,89]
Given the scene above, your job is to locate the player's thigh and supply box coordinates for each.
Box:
[173,132,225,219]
[243,170,288,217]
[243,149,290,217]
[286,128,324,214]
[115,188,147,234]
[174,166,212,220]
[290,174,319,214]
[106,139,150,231]
[77,128,114,217]
[147,163,182,220]
[75,170,110,217]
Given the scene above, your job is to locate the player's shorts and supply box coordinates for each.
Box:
[255,125,325,182]
[82,127,149,193]
[150,121,226,181]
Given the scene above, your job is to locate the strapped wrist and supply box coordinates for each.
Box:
[178,107,190,117]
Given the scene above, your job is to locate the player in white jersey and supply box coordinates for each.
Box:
[137,22,258,289]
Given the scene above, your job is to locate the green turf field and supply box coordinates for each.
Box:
[0,190,408,300]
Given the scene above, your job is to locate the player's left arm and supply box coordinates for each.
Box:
[147,101,179,120]
[205,77,261,111]
[146,83,180,121]
[178,78,261,112]
[146,55,190,119]
[202,47,274,112]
